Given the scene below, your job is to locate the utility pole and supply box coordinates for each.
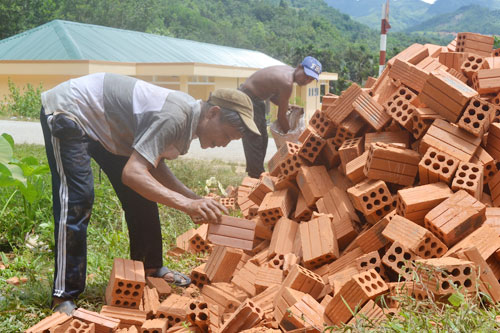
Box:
[379,0,391,76]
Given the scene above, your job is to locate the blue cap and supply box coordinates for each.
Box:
[301,56,322,81]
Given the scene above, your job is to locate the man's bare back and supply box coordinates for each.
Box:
[241,65,294,101]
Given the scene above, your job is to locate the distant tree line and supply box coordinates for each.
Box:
[0,0,447,93]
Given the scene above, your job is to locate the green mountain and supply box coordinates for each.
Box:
[324,0,431,31]
[408,5,500,35]
[425,0,500,16]
[0,0,447,93]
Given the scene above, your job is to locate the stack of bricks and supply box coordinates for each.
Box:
[28,32,500,332]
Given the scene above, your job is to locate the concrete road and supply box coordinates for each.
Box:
[0,120,278,164]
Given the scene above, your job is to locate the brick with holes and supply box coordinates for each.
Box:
[254,266,283,293]
[364,142,420,186]
[219,299,263,333]
[396,183,453,225]
[62,319,95,333]
[364,196,397,225]
[425,190,486,247]
[381,241,420,279]
[73,308,120,333]
[355,251,384,275]
[296,165,333,207]
[383,215,448,258]
[420,71,478,123]
[219,197,236,210]
[384,90,419,131]
[156,295,190,327]
[175,224,210,254]
[489,171,500,207]
[411,107,441,140]
[267,142,300,176]
[186,299,209,331]
[448,67,468,82]
[461,54,489,79]
[318,137,340,169]
[247,176,274,206]
[282,264,325,300]
[355,211,394,252]
[456,32,494,57]
[486,123,500,160]
[298,130,326,163]
[308,109,336,138]
[25,312,72,333]
[321,94,339,112]
[204,246,242,283]
[231,261,259,297]
[273,287,325,331]
[207,216,256,251]
[268,217,299,259]
[190,263,210,289]
[414,257,477,296]
[472,68,500,94]
[345,151,369,184]
[446,224,500,260]
[325,83,363,125]
[347,178,392,216]
[140,286,160,318]
[419,147,460,185]
[364,131,410,152]
[455,246,500,303]
[339,137,364,173]
[458,97,495,137]
[451,162,484,200]
[300,215,339,270]
[352,90,392,131]
[438,51,469,71]
[388,59,429,93]
[257,188,295,226]
[471,146,498,184]
[420,119,481,162]
[201,284,241,314]
[140,318,167,333]
[347,300,397,327]
[278,153,308,180]
[294,192,313,221]
[99,305,148,327]
[332,113,366,147]
[324,269,388,326]
[105,258,146,309]
[388,43,429,66]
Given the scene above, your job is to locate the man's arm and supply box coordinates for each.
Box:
[122,151,227,223]
[276,91,291,133]
[150,160,200,200]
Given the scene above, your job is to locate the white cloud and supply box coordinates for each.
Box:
[420,0,437,3]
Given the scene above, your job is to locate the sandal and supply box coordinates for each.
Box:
[148,266,191,287]
[52,299,77,315]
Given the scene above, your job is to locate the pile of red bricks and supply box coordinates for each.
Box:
[27,32,500,332]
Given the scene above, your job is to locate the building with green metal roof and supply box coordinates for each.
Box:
[0,20,337,116]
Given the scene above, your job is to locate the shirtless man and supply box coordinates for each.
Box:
[239,56,322,178]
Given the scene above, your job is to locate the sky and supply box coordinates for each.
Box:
[420,0,436,3]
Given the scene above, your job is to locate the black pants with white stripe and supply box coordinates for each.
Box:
[41,109,163,299]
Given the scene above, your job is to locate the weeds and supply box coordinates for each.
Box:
[0,78,43,119]
[0,144,245,332]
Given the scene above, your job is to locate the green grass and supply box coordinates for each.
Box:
[1,145,499,332]
[0,144,246,332]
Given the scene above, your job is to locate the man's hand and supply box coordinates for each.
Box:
[185,198,228,224]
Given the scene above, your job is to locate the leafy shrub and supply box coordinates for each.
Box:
[0,78,43,119]
[0,133,51,249]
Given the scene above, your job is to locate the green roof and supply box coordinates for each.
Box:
[0,20,284,68]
